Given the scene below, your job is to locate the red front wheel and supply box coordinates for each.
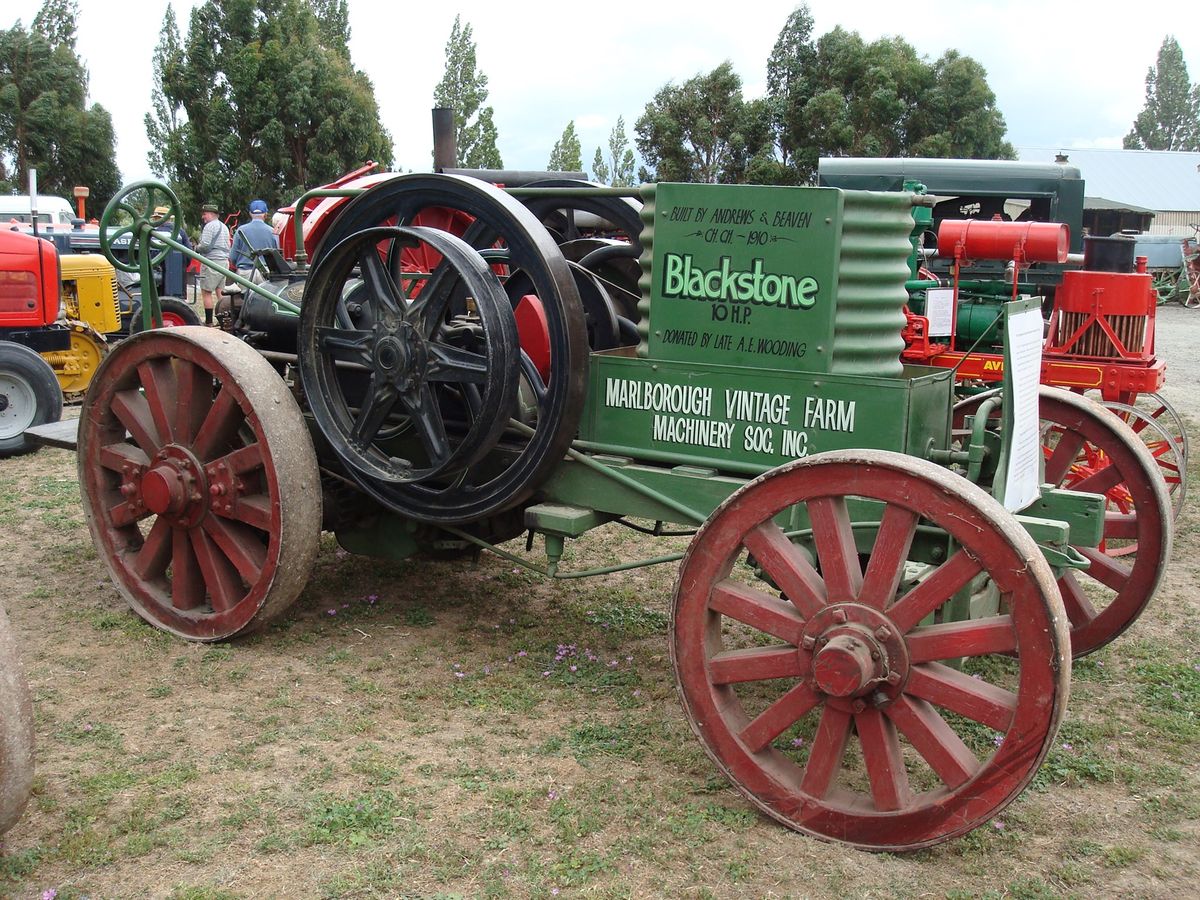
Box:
[79,327,321,640]
[672,450,1070,851]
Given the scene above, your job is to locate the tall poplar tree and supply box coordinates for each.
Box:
[432,16,502,168]
[547,120,582,172]
[1124,36,1200,151]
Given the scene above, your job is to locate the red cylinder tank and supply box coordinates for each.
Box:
[937,219,1069,264]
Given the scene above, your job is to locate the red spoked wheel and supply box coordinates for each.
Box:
[79,327,322,641]
[1039,389,1172,656]
[672,450,1070,851]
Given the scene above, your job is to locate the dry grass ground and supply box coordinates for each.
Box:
[0,306,1197,899]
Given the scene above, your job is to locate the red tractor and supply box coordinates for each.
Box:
[0,228,66,456]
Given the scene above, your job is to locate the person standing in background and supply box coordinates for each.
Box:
[229,199,280,280]
[196,202,230,326]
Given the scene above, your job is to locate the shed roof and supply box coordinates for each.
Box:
[1084,196,1156,213]
[1017,148,1200,212]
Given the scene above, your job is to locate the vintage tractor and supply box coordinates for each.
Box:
[53,173,1174,851]
[819,158,1187,520]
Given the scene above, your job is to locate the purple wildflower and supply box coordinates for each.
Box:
[790,737,805,748]
[326,608,337,616]
[993,820,1005,830]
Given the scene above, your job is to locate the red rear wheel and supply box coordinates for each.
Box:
[79,327,321,640]
[1039,389,1172,656]
[672,450,1070,851]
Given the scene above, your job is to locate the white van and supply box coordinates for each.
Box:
[0,195,78,226]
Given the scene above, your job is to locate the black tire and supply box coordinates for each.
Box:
[0,341,63,458]
[130,296,201,332]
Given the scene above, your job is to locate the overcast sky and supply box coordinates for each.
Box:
[5,0,1198,187]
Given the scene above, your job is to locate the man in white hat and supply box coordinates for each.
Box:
[196,202,229,325]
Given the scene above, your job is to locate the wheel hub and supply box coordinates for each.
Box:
[375,322,427,392]
[132,445,208,527]
[800,603,909,710]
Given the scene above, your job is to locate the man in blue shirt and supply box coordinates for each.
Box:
[229,199,280,280]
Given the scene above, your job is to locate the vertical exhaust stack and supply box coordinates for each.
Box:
[432,108,457,172]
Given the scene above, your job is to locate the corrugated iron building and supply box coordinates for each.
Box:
[1018,148,1200,237]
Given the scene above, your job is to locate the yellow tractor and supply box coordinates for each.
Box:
[41,253,120,398]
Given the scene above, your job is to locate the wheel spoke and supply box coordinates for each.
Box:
[210,443,265,477]
[799,705,852,799]
[359,248,404,325]
[99,443,149,473]
[399,384,451,465]
[885,695,978,789]
[906,616,1017,663]
[709,646,807,685]
[109,499,151,528]
[739,682,822,754]
[137,359,178,445]
[202,516,266,586]
[192,388,243,462]
[1071,463,1124,497]
[190,528,244,613]
[1043,429,1085,485]
[1057,571,1098,628]
[1077,546,1131,592]
[1103,512,1138,541]
[316,326,374,366]
[426,342,489,383]
[808,496,863,603]
[112,389,162,453]
[131,517,172,580]
[855,708,910,812]
[218,495,272,533]
[710,579,806,644]
[352,379,400,447]
[905,662,1017,732]
[171,527,203,610]
[859,504,917,608]
[886,549,982,633]
[174,358,213,446]
[742,521,826,619]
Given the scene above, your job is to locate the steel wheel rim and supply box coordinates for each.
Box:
[310,174,588,524]
[0,372,37,440]
[1039,389,1172,656]
[79,327,321,640]
[671,450,1069,851]
[1101,400,1185,527]
[300,226,520,485]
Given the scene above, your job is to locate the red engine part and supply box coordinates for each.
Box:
[0,229,60,327]
[938,219,1069,264]
[1046,267,1156,362]
[898,307,947,364]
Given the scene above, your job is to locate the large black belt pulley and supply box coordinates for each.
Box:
[300,174,589,524]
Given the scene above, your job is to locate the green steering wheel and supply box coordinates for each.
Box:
[99,181,184,274]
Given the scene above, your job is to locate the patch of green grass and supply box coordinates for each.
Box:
[568,719,652,760]
[1102,845,1145,868]
[0,846,43,881]
[167,887,243,900]
[304,789,412,847]
[404,605,436,627]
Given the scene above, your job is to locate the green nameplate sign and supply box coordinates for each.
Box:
[648,183,842,371]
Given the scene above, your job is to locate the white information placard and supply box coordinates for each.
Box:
[925,288,955,337]
[1002,304,1044,511]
